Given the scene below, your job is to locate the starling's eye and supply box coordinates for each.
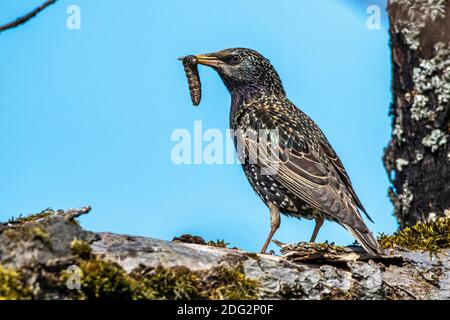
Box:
[228,55,242,65]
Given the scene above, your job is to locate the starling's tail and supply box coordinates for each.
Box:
[343,224,384,256]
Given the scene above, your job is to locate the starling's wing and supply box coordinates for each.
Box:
[316,132,373,222]
[235,105,367,229]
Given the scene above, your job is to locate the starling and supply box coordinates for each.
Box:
[189,48,383,256]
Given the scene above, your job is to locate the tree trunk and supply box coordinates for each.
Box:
[384,0,450,228]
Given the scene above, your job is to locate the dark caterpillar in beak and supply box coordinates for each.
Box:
[179,55,201,106]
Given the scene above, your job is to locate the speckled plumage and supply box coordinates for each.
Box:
[191,48,383,255]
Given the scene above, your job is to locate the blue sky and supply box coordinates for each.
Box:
[0,0,395,252]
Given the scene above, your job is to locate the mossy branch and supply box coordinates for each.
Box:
[379,216,450,254]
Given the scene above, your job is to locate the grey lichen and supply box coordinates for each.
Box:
[422,129,448,152]
[412,43,450,126]
[392,122,405,143]
[395,158,409,171]
[398,182,414,214]
[391,0,447,50]
[411,94,434,121]
[413,151,424,163]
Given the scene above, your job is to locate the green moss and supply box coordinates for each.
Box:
[206,239,229,248]
[64,259,155,300]
[1,225,257,300]
[2,208,80,226]
[0,265,32,300]
[31,226,51,245]
[133,266,201,300]
[2,225,51,248]
[2,249,258,300]
[312,241,345,251]
[149,264,258,300]
[61,250,259,300]
[379,216,450,254]
[205,265,259,300]
[3,208,56,226]
[70,239,92,260]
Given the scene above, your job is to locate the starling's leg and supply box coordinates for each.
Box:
[260,203,280,254]
[309,216,324,242]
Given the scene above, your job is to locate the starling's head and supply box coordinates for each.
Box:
[194,48,285,97]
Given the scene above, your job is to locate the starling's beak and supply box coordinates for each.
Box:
[195,54,222,68]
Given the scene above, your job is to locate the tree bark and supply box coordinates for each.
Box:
[1,207,450,300]
[384,0,450,228]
